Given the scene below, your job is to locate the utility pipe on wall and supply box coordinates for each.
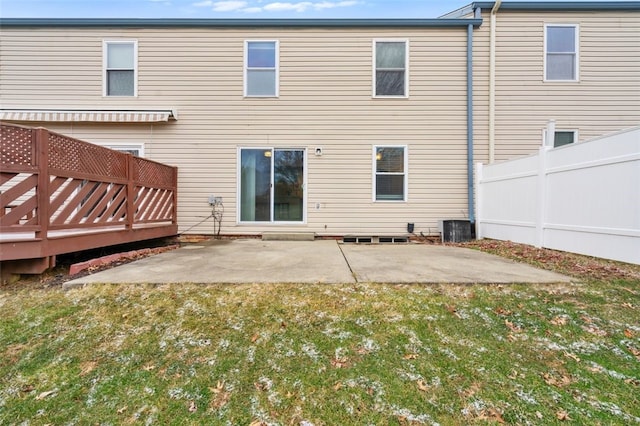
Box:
[467,22,475,225]
[489,0,502,164]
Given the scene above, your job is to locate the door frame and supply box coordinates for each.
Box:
[236,146,307,225]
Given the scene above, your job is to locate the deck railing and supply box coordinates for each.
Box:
[0,122,178,273]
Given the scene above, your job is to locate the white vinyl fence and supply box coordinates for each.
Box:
[476,126,640,265]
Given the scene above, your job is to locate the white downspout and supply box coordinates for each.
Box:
[489,0,502,164]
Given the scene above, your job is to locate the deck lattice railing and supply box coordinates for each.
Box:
[1,122,178,265]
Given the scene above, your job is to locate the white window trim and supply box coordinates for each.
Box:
[542,129,579,147]
[102,143,145,157]
[372,39,409,99]
[244,40,280,98]
[372,145,408,202]
[543,24,579,82]
[103,40,138,97]
[236,147,307,224]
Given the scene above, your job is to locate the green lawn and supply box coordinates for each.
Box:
[1,245,639,425]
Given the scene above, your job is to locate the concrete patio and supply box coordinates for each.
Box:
[63,239,572,288]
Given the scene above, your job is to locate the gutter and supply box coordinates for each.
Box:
[0,18,483,28]
[489,0,502,164]
[473,2,640,11]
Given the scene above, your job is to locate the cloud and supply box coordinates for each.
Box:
[212,1,248,11]
[242,1,360,13]
[313,1,358,10]
[193,0,360,14]
[263,2,313,12]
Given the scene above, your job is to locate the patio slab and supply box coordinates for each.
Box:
[340,243,571,284]
[64,239,354,287]
[63,239,572,288]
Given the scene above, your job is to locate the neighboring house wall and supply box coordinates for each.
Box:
[472,7,640,163]
[0,25,474,236]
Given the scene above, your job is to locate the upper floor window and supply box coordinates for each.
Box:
[373,146,407,201]
[545,25,578,81]
[245,41,279,97]
[104,40,137,96]
[374,40,408,97]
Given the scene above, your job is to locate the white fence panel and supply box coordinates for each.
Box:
[477,126,640,265]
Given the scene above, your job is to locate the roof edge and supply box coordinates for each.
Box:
[0,18,483,28]
[473,1,640,11]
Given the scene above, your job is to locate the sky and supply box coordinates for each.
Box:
[0,0,636,19]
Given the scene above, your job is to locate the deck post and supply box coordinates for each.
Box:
[34,127,49,241]
[172,166,178,226]
[126,153,135,230]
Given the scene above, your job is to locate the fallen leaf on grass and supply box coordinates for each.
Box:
[556,410,571,421]
[254,382,269,391]
[142,364,156,371]
[583,325,607,336]
[20,385,35,393]
[80,360,98,376]
[446,305,461,319]
[563,352,580,363]
[250,420,267,426]
[580,315,593,324]
[36,390,56,400]
[505,319,522,333]
[251,333,259,343]
[417,380,429,392]
[478,408,505,424]
[117,406,127,414]
[333,382,343,391]
[508,370,524,380]
[621,302,634,309]
[494,307,512,316]
[403,353,419,360]
[188,401,197,412]
[331,357,349,369]
[210,380,225,394]
[5,343,26,362]
[551,316,568,326]
[543,372,572,387]
[624,329,634,338]
[625,378,640,386]
[628,347,640,361]
[460,382,481,398]
[209,381,231,410]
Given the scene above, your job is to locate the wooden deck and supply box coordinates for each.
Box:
[1,122,178,275]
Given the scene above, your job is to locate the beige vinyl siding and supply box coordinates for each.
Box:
[473,9,640,162]
[0,26,472,236]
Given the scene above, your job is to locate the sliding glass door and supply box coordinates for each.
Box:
[240,148,304,223]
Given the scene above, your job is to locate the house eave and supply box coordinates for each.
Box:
[473,1,640,12]
[443,1,640,18]
[0,18,483,28]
